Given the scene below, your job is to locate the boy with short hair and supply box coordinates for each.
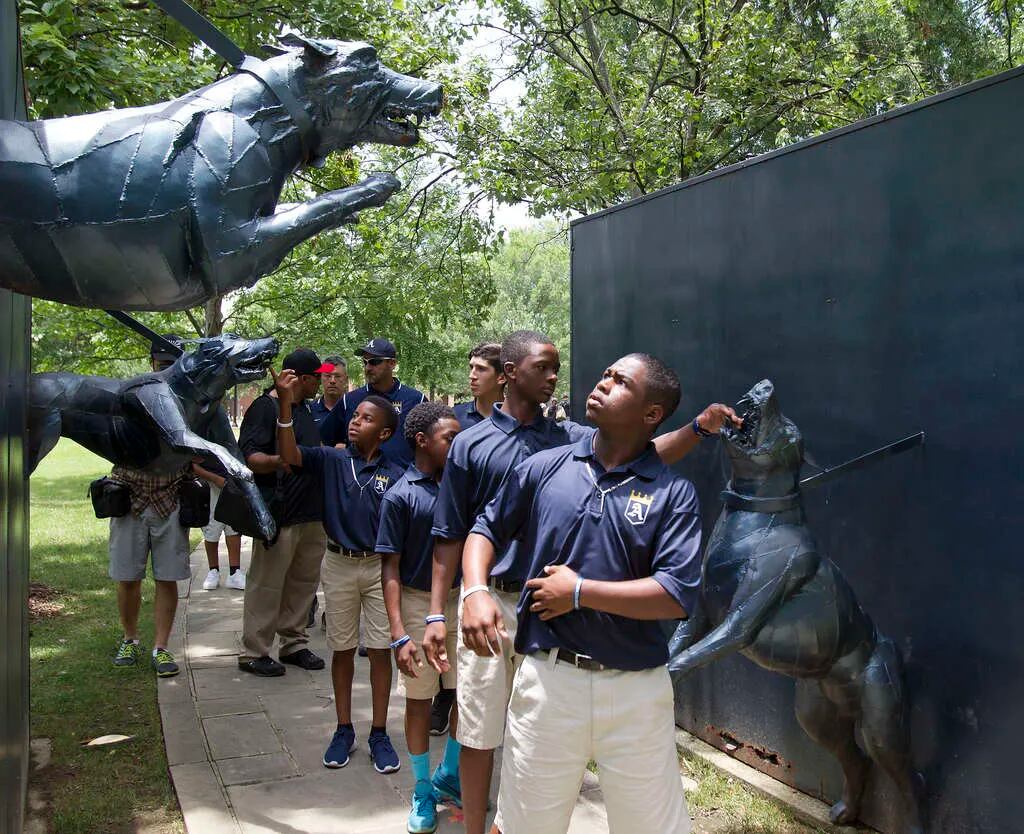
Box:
[454,342,505,429]
[377,401,464,833]
[273,370,405,775]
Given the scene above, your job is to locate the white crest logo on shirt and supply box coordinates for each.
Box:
[392,400,402,414]
[374,474,390,495]
[624,490,653,525]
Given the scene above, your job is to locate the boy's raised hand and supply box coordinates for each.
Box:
[269,366,302,402]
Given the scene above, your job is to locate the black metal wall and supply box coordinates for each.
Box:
[570,66,1024,834]
[1,1,31,831]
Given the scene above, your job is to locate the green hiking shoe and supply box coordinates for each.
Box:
[113,638,143,668]
[152,648,180,678]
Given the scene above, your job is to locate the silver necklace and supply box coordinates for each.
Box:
[350,455,382,496]
[583,460,637,517]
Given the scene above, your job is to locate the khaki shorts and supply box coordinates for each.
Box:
[321,551,390,651]
[455,589,520,750]
[397,587,459,700]
[109,506,190,582]
[495,654,691,834]
[201,485,238,542]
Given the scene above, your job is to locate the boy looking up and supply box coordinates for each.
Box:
[466,354,701,834]
[377,402,464,833]
[273,369,405,776]
[423,330,740,834]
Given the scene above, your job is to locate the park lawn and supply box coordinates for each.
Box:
[29,439,186,833]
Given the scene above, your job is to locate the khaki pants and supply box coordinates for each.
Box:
[241,521,326,658]
[455,589,520,749]
[495,653,691,834]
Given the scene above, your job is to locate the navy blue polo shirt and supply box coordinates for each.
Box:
[453,400,489,429]
[471,436,702,671]
[431,405,594,582]
[318,379,426,468]
[376,465,461,592]
[310,397,334,426]
[299,445,404,552]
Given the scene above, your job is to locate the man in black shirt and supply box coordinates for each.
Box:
[238,348,332,677]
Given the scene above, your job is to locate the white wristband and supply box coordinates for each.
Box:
[276,419,293,428]
[461,584,491,601]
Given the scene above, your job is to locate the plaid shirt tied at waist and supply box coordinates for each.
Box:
[110,464,189,518]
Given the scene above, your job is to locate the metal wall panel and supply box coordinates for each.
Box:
[1,1,31,830]
[570,66,1024,834]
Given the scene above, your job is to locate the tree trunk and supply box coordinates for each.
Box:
[204,295,225,337]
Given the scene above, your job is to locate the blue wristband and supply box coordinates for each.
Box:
[573,576,584,611]
[389,635,411,650]
[692,417,712,438]
[424,614,447,625]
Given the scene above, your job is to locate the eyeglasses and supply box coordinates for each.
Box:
[361,357,388,367]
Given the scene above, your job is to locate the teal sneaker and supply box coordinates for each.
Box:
[431,763,462,808]
[151,648,180,677]
[407,781,438,833]
[113,638,143,668]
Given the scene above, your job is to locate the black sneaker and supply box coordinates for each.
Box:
[238,655,286,676]
[430,688,456,736]
[279,648,325,670]
[152,648,180,677]
[357,645,369,658]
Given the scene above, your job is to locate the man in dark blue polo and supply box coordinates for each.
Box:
[453,341,504,430]
[422,330,739,834]
[272,369,406,777]
[464,353,701,834]
[311,354,349,426]
[319,337,426,467]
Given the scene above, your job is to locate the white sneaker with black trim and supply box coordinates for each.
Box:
[202,568,220,590]
[226,569,246,590]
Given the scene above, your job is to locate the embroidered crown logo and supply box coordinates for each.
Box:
[392,401,402,414]
[625,489,654,525]
[374,474,390,495]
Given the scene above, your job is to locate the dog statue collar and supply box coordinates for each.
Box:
[720,489,802,514]
[238,56,319,164]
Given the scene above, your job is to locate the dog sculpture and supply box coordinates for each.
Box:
[670,380,925,833]
[0,34,442,310]
[29,334,279,541]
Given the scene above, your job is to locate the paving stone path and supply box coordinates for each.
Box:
[159,541,611,833]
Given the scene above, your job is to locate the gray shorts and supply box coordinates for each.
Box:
[109,506,191,582]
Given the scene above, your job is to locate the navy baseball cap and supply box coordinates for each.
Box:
[356,338,397,359]
[283,348,333,375]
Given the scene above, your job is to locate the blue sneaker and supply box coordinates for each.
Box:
[323,725,355,768]
[431,763,462,807]
[407,781,438,833]
[367,731,400,774]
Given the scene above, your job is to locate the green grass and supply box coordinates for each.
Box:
[682,753,826,834]
[30,440,185,833]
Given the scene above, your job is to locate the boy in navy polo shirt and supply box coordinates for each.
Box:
[319,337,427,467]
[377,402,464,833]
[466,354,701,834]
[272,370,406,776]
[422,331,739,834]
[453,341,504,429]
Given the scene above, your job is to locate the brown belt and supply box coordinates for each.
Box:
[326,541,374,558]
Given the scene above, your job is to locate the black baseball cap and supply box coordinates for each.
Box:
[282,348,333,375]
[356,338,397,359]
[150,334,184,363]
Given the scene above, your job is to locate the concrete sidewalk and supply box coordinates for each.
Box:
[159,541,611,833]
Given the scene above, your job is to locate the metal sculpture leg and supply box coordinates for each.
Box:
[859,639,926,834]
[795,678,870,824]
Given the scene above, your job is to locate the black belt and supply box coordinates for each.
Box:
[490,578,524,594]
[539,648,611,672]
[326,542,375,558]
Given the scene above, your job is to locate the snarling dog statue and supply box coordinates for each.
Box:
[0,34,442,310]
[29,335,280,541]
[670,380,925,834]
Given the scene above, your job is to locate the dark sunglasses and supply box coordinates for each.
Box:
[361,357,388,367]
